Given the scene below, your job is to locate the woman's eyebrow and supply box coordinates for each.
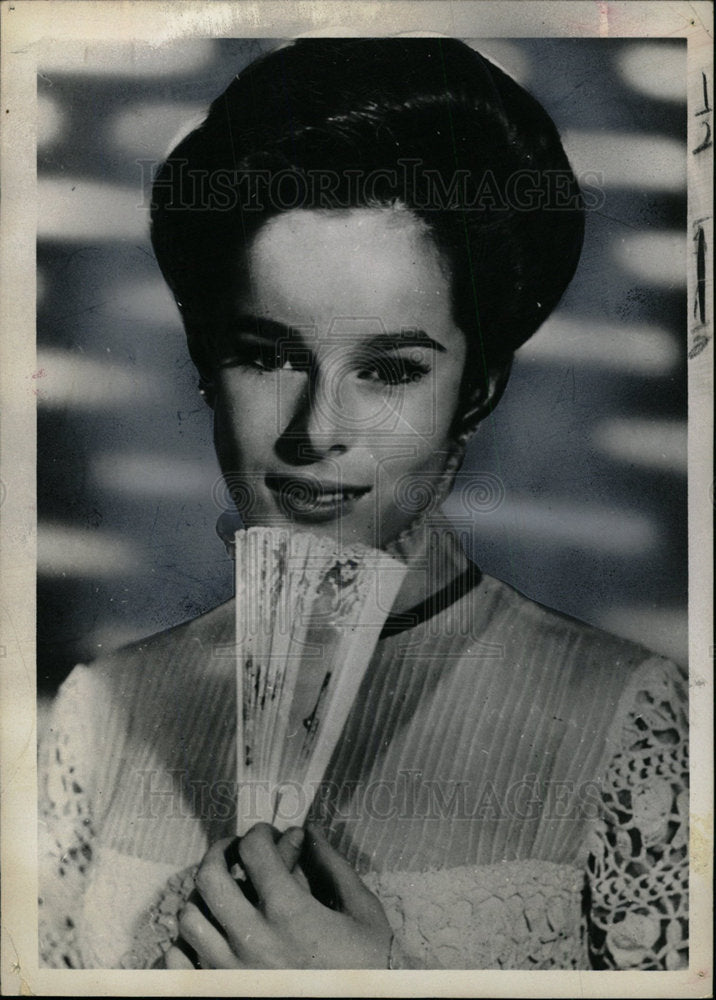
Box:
[232,314,299,340]
[232,318,447,353]
[364,331,447,353]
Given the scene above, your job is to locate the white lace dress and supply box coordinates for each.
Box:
[38,572,688,970]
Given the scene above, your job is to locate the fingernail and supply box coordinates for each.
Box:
[286,826,305,849]
[229,862,247,882]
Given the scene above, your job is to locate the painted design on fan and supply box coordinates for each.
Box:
[234,527,408,835]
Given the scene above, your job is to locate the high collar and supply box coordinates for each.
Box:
[386,510,473,616]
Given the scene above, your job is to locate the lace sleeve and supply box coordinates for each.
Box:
[586,657,689,970]
[38,667,100,969]
[387,933,427,970]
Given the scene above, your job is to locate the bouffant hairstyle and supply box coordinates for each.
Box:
[151,38,584,417]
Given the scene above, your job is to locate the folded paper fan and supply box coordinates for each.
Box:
[234,527,408,835]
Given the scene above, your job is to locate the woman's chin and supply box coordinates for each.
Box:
[239,509,383,551]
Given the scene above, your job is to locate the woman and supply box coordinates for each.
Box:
[39,37,688,970]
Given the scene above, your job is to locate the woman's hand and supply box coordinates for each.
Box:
[165,822,392,969]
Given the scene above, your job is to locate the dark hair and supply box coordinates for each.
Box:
[151,38,584,407]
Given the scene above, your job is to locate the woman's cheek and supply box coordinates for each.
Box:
[394,381,449,442]
[215,385,275,469]
[236,377,283,436]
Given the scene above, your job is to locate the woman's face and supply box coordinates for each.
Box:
[213,207,467,549]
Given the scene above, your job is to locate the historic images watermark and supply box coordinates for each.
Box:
[135,769,603,825]
[139,158,605,214]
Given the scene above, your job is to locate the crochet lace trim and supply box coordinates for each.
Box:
[38,670,97,969]
[364,860,587,969]
[585,658,689,970]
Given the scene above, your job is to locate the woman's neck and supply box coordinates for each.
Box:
[386,511,473,615]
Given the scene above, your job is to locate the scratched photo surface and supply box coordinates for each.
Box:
[34,35,692,975]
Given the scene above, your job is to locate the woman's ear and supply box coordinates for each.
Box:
[454,357,513,441]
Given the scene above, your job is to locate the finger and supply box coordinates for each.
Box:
[304,822,383,923]
[276,826,305,871]
[165,945,194,969]
[224,828,302,888]
[194,838,255,928]
[290,861,311,892]
[238,823,303,915]
[196,838,286,960]
[276,827,310,892]
[178,900,242,969]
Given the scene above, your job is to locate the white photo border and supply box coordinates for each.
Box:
[0,1,712,996]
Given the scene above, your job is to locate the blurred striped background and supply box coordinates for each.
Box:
[37,37,687,694]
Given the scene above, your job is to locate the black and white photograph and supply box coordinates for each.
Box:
[0,1,712,994]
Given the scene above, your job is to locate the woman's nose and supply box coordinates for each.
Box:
[277,366,355,462]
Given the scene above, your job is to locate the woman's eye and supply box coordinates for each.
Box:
[250,350,286,372]
[250,346,299,372]
[218,343,308,374]
[356,352,431,386]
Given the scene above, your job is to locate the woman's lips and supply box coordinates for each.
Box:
[265,475,372,522]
